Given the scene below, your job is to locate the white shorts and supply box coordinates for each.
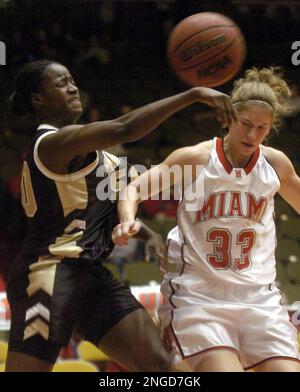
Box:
[159,264,300,371]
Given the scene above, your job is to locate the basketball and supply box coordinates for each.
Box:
[167,12,246,87]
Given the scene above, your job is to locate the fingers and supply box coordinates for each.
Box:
[111,221,140,245]
[111,227,128,245]
[222,97,232,127]
[215,108,226,128]
[159,246,168,275]
[223,96,237,125]
[215,96,237,129]
[145,242,162,263]
[129,220,141,236]
[146,241,168,274]
[145,243,150,262]
[158,253,168,275]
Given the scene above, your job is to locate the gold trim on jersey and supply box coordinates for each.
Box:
[101,151,139,194]
[128,165,139,181]
[25,255,59,341]
[102,150,120,174]
[23,319,49,341]
[27,257,60,297]
[21,161,38,217]
[49,231,84,258]
[102,151,139,182]
[64,219,86,234]
[34,130,99,182]
[55,177,88,217]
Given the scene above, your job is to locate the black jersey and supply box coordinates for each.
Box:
[19,124,136,264]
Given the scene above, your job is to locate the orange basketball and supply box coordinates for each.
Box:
[167,12,246,87]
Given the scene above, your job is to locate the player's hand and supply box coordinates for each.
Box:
[194,87,237,128]
[145,233,168,275]
[112,220,141,246]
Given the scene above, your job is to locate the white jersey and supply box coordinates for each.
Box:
[168,137,280,286]
[160,138,299,370]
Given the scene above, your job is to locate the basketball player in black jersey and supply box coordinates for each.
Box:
[6,60,234,371]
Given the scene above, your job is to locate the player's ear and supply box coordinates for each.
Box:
[31,92,44,111]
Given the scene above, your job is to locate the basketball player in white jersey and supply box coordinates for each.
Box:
[112,67,300,372]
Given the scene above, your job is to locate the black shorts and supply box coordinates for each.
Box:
[7,257,143,363]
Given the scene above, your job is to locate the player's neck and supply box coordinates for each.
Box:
[223,137,251,168]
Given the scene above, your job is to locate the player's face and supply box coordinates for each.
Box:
[229,105,272,155]
[35,64,83,124]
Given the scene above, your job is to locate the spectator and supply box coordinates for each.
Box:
[76,34,111,67]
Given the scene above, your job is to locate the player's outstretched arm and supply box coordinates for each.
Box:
[39,88,234,174]
[112,144,203,245]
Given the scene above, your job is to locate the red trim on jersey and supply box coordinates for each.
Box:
[166,238,171,253]
[268,283,284,306]
[216,137,232,174]
[244,147,260,175]
[169,317,185,358]
[166,241,188,359]
[166,239,176,309]
[168,242,186,309]
[278,289,284,306]
[244,355,300,371]
[180,244,187,275]
[216,138,260,175]
[183,345,241,361]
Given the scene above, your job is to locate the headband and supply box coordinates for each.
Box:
[233,100,274,111]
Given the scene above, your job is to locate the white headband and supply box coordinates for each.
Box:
[233,100,274,111]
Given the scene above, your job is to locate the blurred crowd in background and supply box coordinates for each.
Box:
[0,0,299,301]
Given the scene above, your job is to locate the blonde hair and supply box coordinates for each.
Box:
[231,67,292,132]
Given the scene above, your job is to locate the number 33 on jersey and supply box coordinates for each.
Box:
[169,137,279,286]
